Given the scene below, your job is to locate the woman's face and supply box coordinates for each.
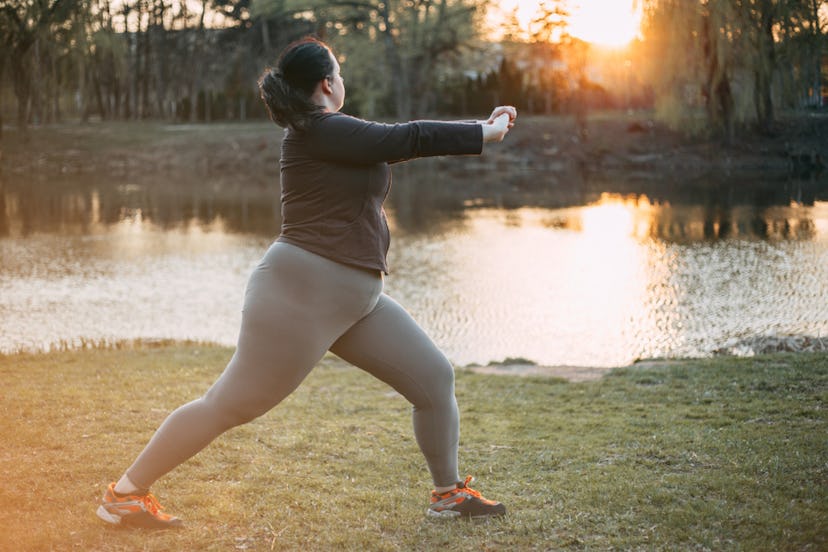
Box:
[328,52,345,112]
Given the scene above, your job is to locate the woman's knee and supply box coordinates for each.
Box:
[434,357,456,390]
[411,356,456,409]
[201,389,271,429]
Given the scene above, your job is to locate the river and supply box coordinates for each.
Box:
[1,164,826,368]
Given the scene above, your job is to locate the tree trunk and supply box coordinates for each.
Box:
[11,51,32,134]
[123,9,135,119]
[141,8,151,118]
[131,28,140,119]
[810,0,824,107]
[92,69,107,120]
[76,9,89,123]
[112,49,122,118]
[717,77,735,145]
[378,4,409,120]
[189,0,208,122]
[30,39,43,125]
[702,7,734,145]
[51,43,61,122]
[261,18,272,54]
[153,29,167,118]
[0,56,5,141]
[152,0,168,118]
[754,1,776,134]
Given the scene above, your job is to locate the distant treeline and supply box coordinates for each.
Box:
[0,0,625,130]
[641,0,827,143]
[1,0,826,142]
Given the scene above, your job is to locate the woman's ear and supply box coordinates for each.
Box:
[320,76,334,95]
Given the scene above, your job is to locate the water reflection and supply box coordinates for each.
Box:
[0,174,281,238]
[1,169,827,367]
[385,197,828,366]
[551,193,820,243]
[390,161,828,238]
[2,165,826,242]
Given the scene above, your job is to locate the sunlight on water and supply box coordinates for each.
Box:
[386,195,828,366]
[1,186,827,368]
[386,202,658,366]
[0,216,267,354]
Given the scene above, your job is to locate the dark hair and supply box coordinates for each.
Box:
[258,37,335,130]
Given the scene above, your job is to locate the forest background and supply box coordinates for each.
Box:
[1,0,827,148]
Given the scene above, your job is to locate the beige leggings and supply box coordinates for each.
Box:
[126,242,461,488]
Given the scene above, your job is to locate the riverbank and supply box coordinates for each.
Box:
[2,111,826,184]
[1,343,825,550]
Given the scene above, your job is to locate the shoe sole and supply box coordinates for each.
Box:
[427,508,462,519]
[427,508,506,520]
[96,505,123,525]
[96,505,183,529]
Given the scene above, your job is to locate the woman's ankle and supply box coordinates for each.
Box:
[113,474,142,495]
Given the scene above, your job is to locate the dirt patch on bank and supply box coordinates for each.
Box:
[462,363,614,381]
[464,333,828,381]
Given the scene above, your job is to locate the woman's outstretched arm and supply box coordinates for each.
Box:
[304,106,517,165]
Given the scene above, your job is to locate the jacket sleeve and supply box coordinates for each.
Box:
[305,113,483,165]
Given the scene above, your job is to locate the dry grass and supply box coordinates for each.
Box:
[1,344,826,550]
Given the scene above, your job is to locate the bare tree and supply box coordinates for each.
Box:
[256,0,480,119]
[642,0,827,141]
[0,0,76,134]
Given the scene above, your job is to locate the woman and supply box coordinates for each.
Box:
[97,36,516,528]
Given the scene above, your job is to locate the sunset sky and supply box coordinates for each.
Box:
[496,0,643,47]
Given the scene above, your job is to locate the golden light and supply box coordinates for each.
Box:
[497,0,642,48]
[581,200,634,238]
[815,201,828,241]
[567,0,642,48]
[579,193,656,241]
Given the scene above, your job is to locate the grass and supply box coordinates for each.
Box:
[0,344,826,551]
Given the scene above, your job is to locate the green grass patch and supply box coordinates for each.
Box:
[1,345,826,550]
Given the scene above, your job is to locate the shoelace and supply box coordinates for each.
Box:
[140,493,164,515]
[438,475,483,498]
[458,476,483,498]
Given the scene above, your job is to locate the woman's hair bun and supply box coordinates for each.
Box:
[258,37,335,130]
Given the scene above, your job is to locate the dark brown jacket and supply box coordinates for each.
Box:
[277,112,483,273]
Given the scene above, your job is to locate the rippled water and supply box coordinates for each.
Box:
[386,204,828,366]
[1,170,827,368]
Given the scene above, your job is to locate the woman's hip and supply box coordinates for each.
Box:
[244,241,383,321]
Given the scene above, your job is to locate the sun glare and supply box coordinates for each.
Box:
[500,0,642,48]
[567,0,642,48]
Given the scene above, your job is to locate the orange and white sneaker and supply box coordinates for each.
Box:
[96,482,183,529]
[427,476,506,519]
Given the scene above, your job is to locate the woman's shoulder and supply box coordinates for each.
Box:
[312,111,365,127]
[284,112,365,150]
[302,112,383,139]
